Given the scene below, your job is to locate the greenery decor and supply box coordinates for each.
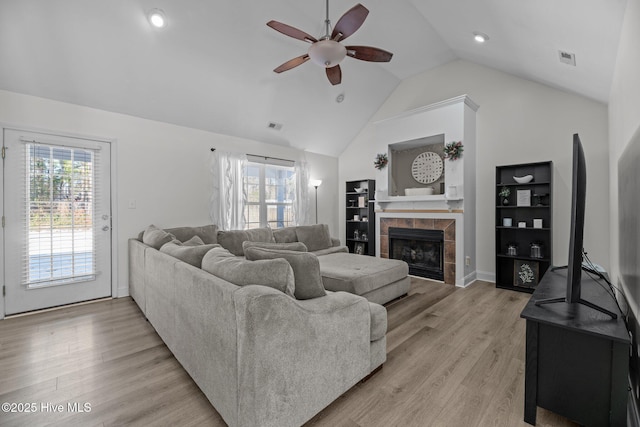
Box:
[499,186,511,206]
[374,153,388,170]
[443,141,464,161]
[499,186,511,198]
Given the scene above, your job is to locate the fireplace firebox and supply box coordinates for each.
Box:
[389,227,444,281]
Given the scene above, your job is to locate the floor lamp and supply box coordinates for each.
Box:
[310,179,322,224]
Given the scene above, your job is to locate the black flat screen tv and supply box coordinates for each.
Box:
[535,134,617,318]
[566,133,587,303]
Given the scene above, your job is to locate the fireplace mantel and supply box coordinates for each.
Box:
[373,95,478,287]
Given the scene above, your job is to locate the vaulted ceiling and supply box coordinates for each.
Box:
[0,0,627,157]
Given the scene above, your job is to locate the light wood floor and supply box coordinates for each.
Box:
[0,279,577,427]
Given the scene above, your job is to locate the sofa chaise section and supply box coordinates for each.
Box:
[318,253,411,305]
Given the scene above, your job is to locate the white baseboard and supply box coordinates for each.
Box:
[476,271,496,283]
[117,286,130,298]
[457,271,477,288]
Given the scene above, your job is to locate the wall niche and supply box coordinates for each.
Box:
[389,134,445,196]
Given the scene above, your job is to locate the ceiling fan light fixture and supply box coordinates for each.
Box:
[473,32,489,43]
[148,9,167,29]
[308,39,347,68]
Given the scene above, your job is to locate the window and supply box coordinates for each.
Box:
[244,160,296,229]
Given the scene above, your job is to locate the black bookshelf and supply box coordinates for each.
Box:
[495,161,552,293]
[345,179,375,256]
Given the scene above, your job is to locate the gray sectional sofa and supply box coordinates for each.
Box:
[128,223,409,427]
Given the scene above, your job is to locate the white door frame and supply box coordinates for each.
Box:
[0,123,119,320]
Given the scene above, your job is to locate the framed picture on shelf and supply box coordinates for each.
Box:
[354,242,365,255]
[517,189,531,206]
[514,259,539,288]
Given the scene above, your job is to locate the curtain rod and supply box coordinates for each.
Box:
[210,148,294,164]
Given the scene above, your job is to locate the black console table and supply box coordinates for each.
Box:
[520,269,629,426]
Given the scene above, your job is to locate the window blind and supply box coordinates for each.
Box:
[20,141,102,288]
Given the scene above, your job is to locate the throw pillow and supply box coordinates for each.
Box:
[242,241,308,252]
[159,241,220,268]
[216,227,275,256]
[142,224,175,249]
[244,247,326,300]
[181,235,205,246]
[165,224,218,244]
[202,247,295,296]
[295,224,332,252]
[272,227,298,243]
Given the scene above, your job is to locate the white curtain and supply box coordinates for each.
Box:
[294,160,311,225]
[210,150,247,230]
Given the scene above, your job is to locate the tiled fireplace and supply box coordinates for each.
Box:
[380,217,456,285]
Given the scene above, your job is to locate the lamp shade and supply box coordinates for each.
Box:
[310,179,323,188]
[308,40,346,68]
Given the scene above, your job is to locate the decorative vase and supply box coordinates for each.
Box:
[502,198,509,206]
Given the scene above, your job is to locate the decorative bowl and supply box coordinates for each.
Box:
[354,187,366,193]
[405,187,434,196]
[513,175,534,184]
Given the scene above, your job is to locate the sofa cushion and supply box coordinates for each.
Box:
[272,227,298,243]
[202,247,295,296]
[368,302,387,341]
[217,227,275,256]
[312,246,349,256]
[295,224,332,252]
[165,224,218,245]
[143,224,175,249]
[244,247,326,300]
[242,241,308,252]
[159,241,220,268]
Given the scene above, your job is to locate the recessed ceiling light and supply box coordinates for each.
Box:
[148,9,167,29]
[473,32,489,43]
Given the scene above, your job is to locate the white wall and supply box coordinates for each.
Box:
[339,60,609,278]
[609,0,640,311]
[0,89,338,302]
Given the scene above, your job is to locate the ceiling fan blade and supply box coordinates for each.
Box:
[331,4,369,41]
[346,46,393,62]
[267,20,317,43]
[274,55,310,73]
[326,65,342,85]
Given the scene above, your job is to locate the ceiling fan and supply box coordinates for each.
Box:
[267,1,393,85]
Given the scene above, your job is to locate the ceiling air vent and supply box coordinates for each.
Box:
[267,122,283,131]
[558,51,576,66]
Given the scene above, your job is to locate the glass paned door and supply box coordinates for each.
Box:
[3,129,112,315]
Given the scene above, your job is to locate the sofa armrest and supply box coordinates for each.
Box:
[233,287,372,427]
[173,263,241,427]
[128,238,148,313]
[330,237,341,247]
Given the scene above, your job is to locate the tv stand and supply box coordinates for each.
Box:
[535,296,618,319]
[520,269,629,426]
[535,265,617,318]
